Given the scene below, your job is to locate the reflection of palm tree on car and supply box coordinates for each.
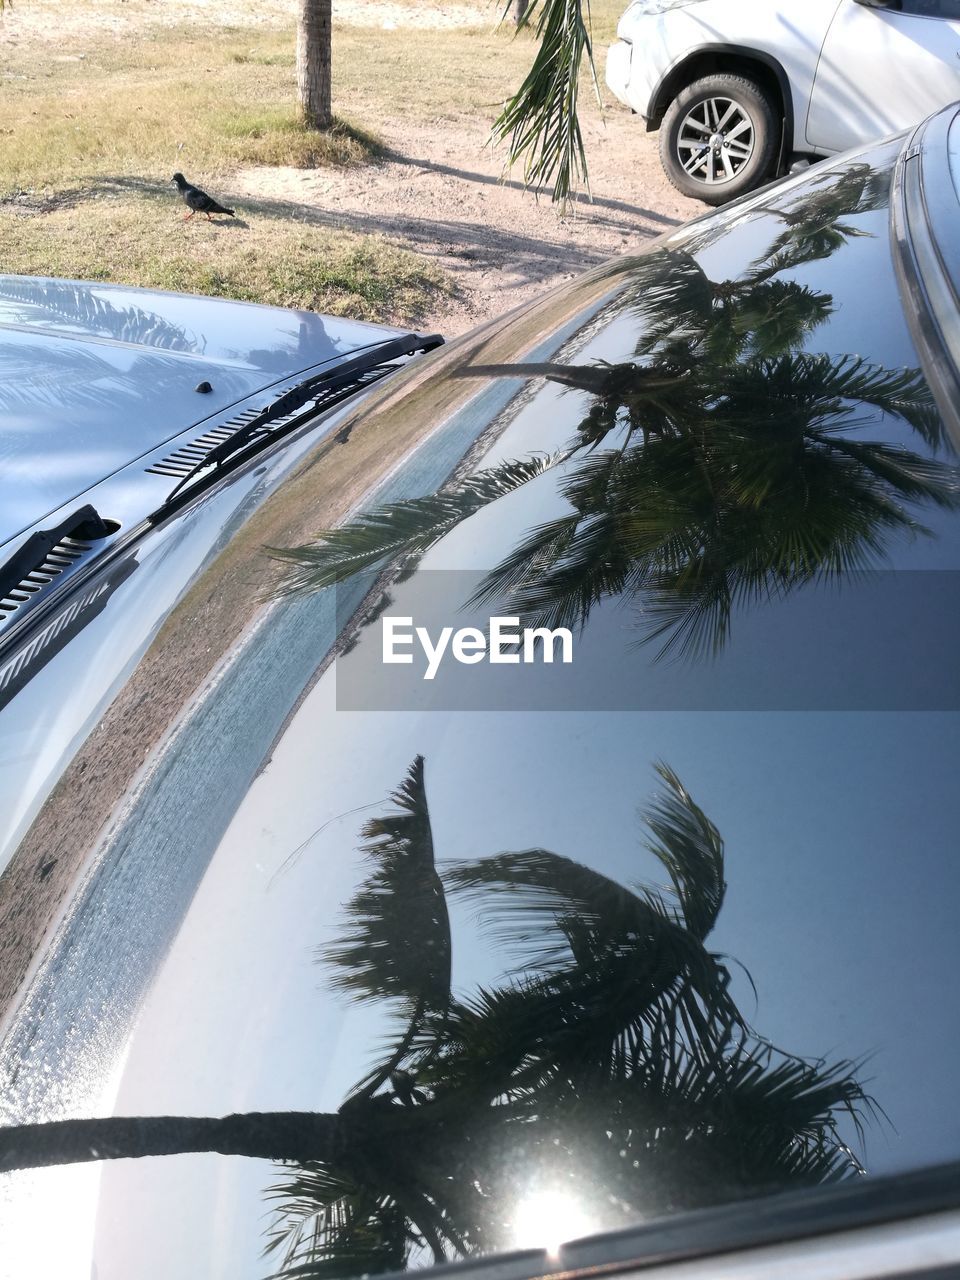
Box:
[0,758,874,1280]
[744,161,892,281]
[270,161,954,659]
[0,277,200,352]
[269,757,876,1275]
[271,252,956,660]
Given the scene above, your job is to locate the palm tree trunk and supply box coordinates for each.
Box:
[297,0,333,130]
[0,1111,339,1174]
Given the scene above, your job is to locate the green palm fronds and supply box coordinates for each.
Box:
[492,0,600,204]
[643,762,726,942]
[270,344,958,659]
[270,183,959,663]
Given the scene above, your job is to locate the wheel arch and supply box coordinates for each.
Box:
[647,45,793,143]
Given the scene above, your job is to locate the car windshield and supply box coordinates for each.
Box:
[1,135,959,1280]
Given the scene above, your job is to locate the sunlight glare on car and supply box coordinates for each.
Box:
[509,1188,597,1257]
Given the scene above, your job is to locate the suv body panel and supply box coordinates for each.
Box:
[606,0,960,164]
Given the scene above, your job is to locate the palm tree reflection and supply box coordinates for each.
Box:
[266,757,872,1277]
[745,161,891,280]
[0,276,201,352]
[0,758,878,1275]
[272,162,959,660]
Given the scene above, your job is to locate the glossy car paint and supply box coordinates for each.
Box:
[0,276,404,552]
[1,137,960,1280]
[605,0,960,158]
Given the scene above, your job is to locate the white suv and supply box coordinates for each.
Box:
[606,0,960,202]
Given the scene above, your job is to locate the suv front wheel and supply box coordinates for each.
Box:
[659,73,780,205]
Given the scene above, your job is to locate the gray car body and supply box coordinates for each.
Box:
[1,117,960,1280]
[0,276,406,553]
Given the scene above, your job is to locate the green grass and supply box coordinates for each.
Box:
[216,112,382,169]
[0,195,450,326]
[0,18,449,323]
[0,0,623,323]
[0,28,385,197]
[0,4,628,195]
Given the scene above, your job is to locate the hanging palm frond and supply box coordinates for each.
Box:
[265,1174,411,1280]
[491,0,600,205]
[445,845,689,970]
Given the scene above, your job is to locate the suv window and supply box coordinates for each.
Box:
[900,0,960,17]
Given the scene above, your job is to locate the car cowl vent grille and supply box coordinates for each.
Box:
[145,365,395,480]
[0,535,96,626]
[145,408,265,479]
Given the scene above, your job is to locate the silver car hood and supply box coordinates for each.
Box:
[0,276,404,550]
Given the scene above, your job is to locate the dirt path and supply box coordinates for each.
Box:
[1,0,704,334]
[236,112,702,334]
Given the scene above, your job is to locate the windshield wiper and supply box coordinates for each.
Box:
[0,504,116,605]
[151,332,443,520]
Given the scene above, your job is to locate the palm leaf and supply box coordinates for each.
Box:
[725,280,835,361]
[741,352,947,447]
[806,434,960,506]
[471,506,629,633]
[627,250,716,353]
[643,761,726,942]
[323,757,452,1098]
[492,0,600,204]
[266,1174,411,1280]
[636,566,740,664]
[269,453,563,598]
[445,846,687,969]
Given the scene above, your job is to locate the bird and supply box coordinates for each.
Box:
[171,173,235,222]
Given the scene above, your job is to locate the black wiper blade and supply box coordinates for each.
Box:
[0,505,115,604]
[153,332,443,518]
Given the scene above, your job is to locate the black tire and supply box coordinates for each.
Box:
[658,73,780,206]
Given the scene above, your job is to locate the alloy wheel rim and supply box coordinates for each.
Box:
[676,96,755,186]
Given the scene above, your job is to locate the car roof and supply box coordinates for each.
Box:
[0,276,403,551]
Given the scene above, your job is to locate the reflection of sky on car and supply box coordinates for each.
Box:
[81,263,960,1279]
[0,298,629,1280]
[86,693,960,1279]
[4,141,960,1280]
[0,279,400,548]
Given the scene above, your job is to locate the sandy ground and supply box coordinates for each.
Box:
[0,0,703,335]
[235,113,701,334]
[0,0,502,43]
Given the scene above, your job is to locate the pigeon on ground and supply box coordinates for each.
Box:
[171,173,235,222]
